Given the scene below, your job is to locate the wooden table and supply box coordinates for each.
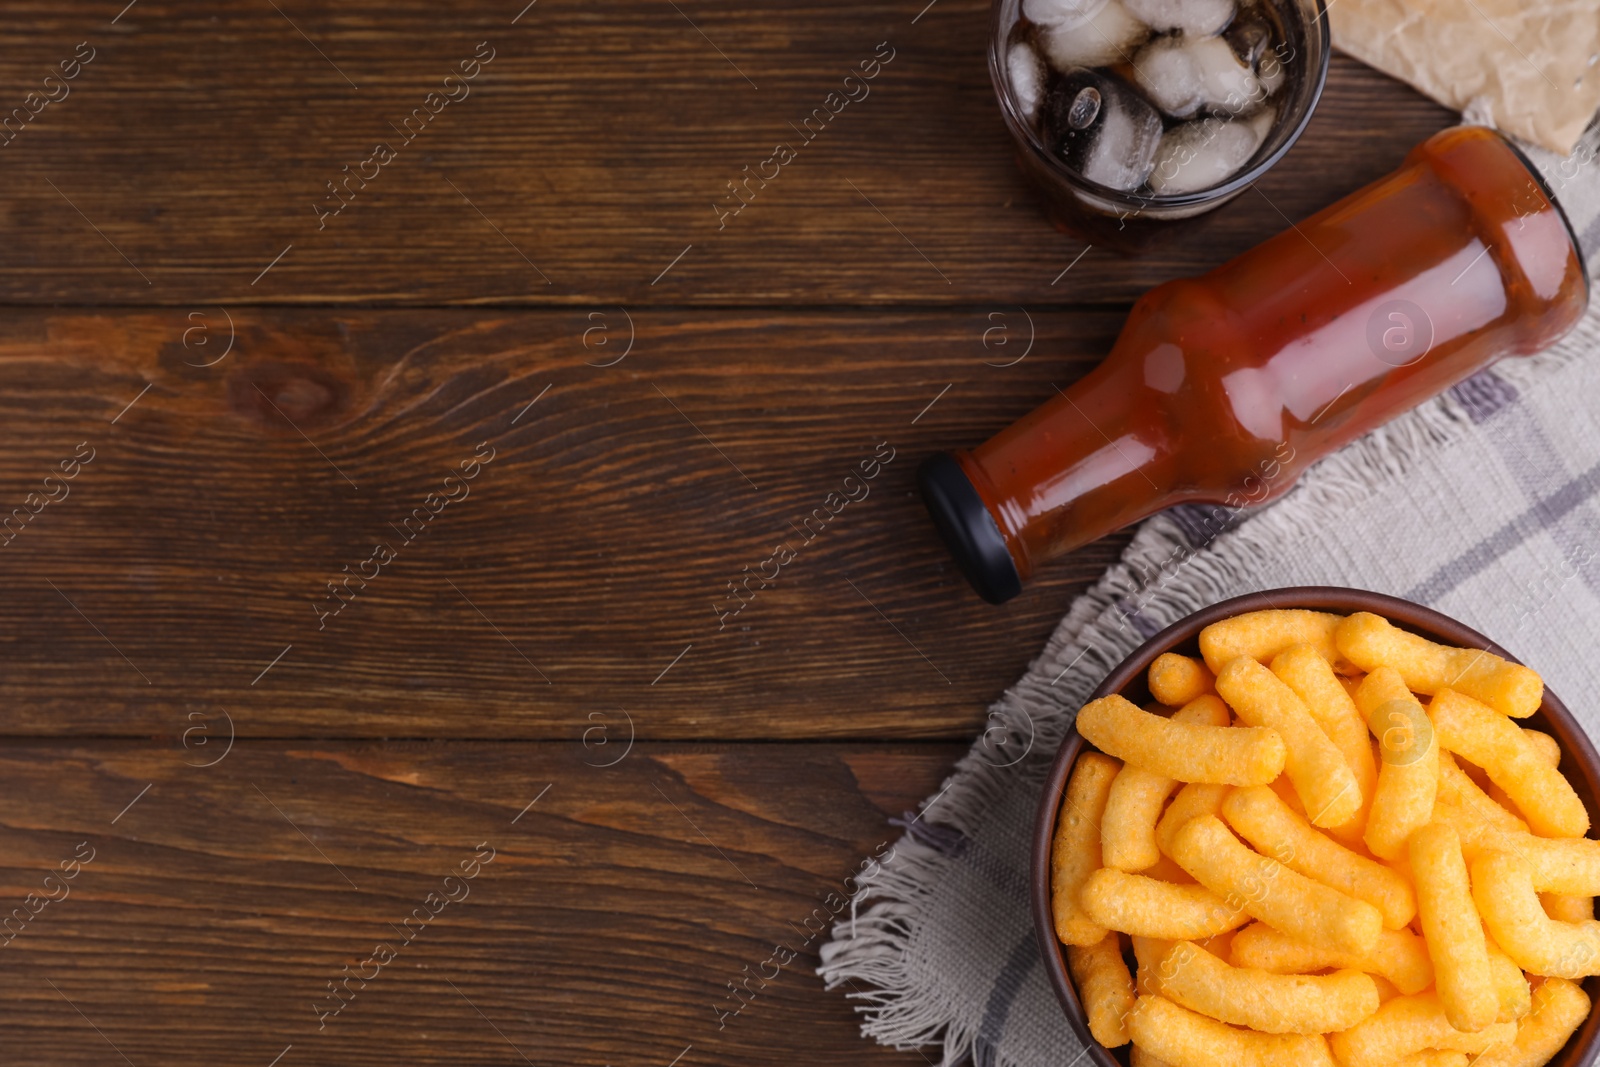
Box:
[0,3,1453,1063]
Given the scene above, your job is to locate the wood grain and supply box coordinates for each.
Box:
[0,307,1125,739]
[0,3,1472,1063]
[0,740,960,1066]
[0,0,1456,305]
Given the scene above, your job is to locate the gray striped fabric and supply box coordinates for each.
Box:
[819,127,1600,1067]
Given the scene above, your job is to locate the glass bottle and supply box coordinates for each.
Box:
[920,126,1588,603]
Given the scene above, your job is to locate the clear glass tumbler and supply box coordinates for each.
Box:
[990,0,1330,249]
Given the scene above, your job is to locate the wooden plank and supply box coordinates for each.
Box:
[0,307,1126,739]
[0,0,1455,304]
[0,740,960,1067]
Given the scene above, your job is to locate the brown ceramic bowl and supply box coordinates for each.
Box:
[1030,586,1600,1067]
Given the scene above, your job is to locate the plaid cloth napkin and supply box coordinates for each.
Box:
[818,122,1600,1067]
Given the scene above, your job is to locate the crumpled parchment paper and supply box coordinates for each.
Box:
[1330,0,1600,155]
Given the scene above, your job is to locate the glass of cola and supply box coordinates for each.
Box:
[991,0,1329,247]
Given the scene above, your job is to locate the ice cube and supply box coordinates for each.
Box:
[1247,101,1278,142]
[1037,1,1149,71]
[1043,67,1163,191]
[1256,44,1287,95]
[1008,41,1047,121]
[1147,115,1265,195]
[1023,0,1103,26]
[1226,13,1286,94]
[1224,13,1271,69]
[1189,36,1260,113]
[1133,34,1260,119]
[1123,0,1234,37]
[1133,37,1204,118]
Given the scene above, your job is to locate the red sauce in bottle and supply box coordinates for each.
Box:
[921,127,1588,603]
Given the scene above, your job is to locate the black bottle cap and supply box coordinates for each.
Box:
[916,452,1023,605]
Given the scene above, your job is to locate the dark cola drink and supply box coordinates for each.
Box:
[1000,0,1320,231]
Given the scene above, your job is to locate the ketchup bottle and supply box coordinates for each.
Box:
[921,126,1588,603]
